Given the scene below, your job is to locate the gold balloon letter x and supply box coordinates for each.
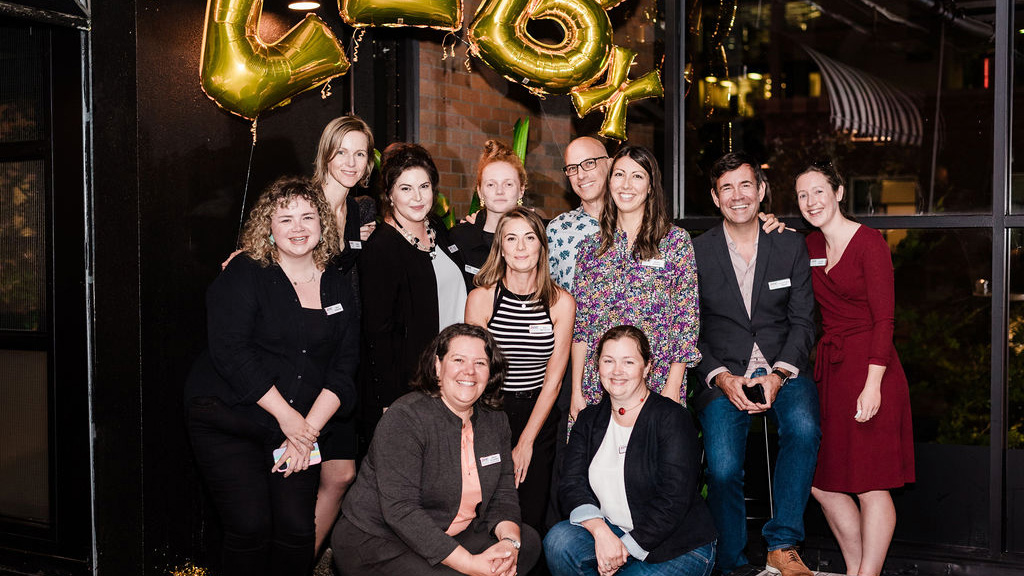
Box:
[200,0,350,120]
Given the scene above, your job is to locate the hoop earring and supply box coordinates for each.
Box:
[269,233,276,246]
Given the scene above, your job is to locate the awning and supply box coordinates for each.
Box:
[805,47,924,146]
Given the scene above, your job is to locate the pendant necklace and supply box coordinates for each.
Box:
[615,391,648,416]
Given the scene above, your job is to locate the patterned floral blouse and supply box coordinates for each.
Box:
[572,226,701,405]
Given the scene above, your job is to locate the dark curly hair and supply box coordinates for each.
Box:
[379,142,439,222]
[410,323,507,411]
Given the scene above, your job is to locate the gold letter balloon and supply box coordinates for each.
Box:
[468,0,612,95]
[200,0,350,120]
[340,0,463,31]
[571,46,664,140]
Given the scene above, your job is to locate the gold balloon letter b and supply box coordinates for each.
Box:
[468,0,612,95]
[200,0,350,120]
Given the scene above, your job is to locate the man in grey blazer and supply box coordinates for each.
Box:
[692,152,821,576]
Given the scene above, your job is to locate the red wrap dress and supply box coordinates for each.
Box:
[807,225,915,493]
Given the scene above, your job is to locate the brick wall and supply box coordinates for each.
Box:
[417,39,577,220]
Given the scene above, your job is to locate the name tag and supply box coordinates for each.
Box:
[640,258,666,269]
[480,453,501,466]
[348,240,363,250]
[465,265,481,275]
[449,245,459,253]
[768,278,792,290]
[529,324,553,335]
[810,258,827,267]
[324,303,344,315]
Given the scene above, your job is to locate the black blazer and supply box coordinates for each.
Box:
[690,224,815,410]
[184,255,360,431]
[357,216,474,425]
[559,394,717,563]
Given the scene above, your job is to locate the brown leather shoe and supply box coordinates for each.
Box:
[765,547,813,576]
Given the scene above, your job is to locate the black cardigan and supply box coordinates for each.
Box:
[449,214,493,271]
[184,255,360,431]
[357,217,474,426]
[559,394,717,563]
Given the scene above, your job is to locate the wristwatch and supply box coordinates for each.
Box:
[501,537,521,550]
[771,369,790,386]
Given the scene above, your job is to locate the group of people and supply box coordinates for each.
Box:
[183,114,915,576]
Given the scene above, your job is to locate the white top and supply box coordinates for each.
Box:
[588,415,634,531]
[433,248,468,330]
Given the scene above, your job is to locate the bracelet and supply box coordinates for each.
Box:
[500,537,521,550]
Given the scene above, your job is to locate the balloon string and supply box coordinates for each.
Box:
[236,133,258,247]
[441,32,456,60]
[350,29,365,63]
[321,79,333,99]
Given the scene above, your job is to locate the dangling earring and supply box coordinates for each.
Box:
[517,197,523,206]
[361,168,372,188]
[479,197,485,208]
[269,233,276,246]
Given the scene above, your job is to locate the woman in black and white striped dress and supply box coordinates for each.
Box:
[466,207,576,535]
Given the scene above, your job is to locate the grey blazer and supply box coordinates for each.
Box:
[690,224,815,410]
[339,391,520,565]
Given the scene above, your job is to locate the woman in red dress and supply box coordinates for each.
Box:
[795,160,914,576]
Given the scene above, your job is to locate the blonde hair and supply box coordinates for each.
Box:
[474,207,560,309]
[475,139,528,195]
[313,115,375,190]
[240,177,339,268]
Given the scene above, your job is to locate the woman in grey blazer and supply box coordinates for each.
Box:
[333,324,540,576]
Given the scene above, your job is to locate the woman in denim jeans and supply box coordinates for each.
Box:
[545,326,716,576]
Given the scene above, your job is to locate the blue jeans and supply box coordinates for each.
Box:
[697,375,820,573]
[544,519,716,576]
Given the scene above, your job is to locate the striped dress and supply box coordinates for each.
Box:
[487,282,555,392]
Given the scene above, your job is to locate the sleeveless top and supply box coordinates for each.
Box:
[487,282,555,392]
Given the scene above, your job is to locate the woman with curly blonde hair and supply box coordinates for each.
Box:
[185,176,360,576]
[450,139,529,273]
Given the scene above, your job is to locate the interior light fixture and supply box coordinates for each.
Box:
[288,1,320,9]
[705,76,718,83]
[747,72,763,80]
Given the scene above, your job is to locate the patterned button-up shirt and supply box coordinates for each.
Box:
[571,226,701,405]
[546,206,600,291]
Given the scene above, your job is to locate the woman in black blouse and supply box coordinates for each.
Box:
[449,139,528,272]
[358,143,474,440]
[185,177,359,576]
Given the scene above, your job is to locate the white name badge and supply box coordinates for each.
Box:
[810,258,828,267]
[324,303,344,315]
[641,258,666,269]
[348,240,363,250]
[449,244,459,253]
[480,453,501,466]
[465,265,481,275]
[768,278,792,290]
[529,324,553,335]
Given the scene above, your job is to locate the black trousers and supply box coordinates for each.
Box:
[333,516,541,575]
[503,390,559,536]
[187,397,319,576]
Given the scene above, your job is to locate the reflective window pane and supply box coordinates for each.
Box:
[0,160,46,332]
[0,350,49,525]
[0,23,45,143]
[686,0,995,216]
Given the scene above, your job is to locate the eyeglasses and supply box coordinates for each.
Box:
[563,156,608,177]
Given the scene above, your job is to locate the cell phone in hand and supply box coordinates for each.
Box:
[272,442,322,471]
[744,368,767,404]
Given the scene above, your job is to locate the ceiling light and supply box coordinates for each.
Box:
[748,72,763,80]
[705,76,718,83]
[288,1,320,10]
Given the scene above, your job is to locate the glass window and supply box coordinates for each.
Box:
[686,0,995,216]
[0,160,46,332]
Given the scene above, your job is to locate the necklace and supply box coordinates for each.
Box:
[504,284,536,309]
[394,219,437,259]
[287,269,317,285]
[614,391,648,416]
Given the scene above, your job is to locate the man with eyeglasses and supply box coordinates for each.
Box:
[545,136,611,291]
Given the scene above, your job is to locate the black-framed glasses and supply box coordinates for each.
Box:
[563,156,608,177]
